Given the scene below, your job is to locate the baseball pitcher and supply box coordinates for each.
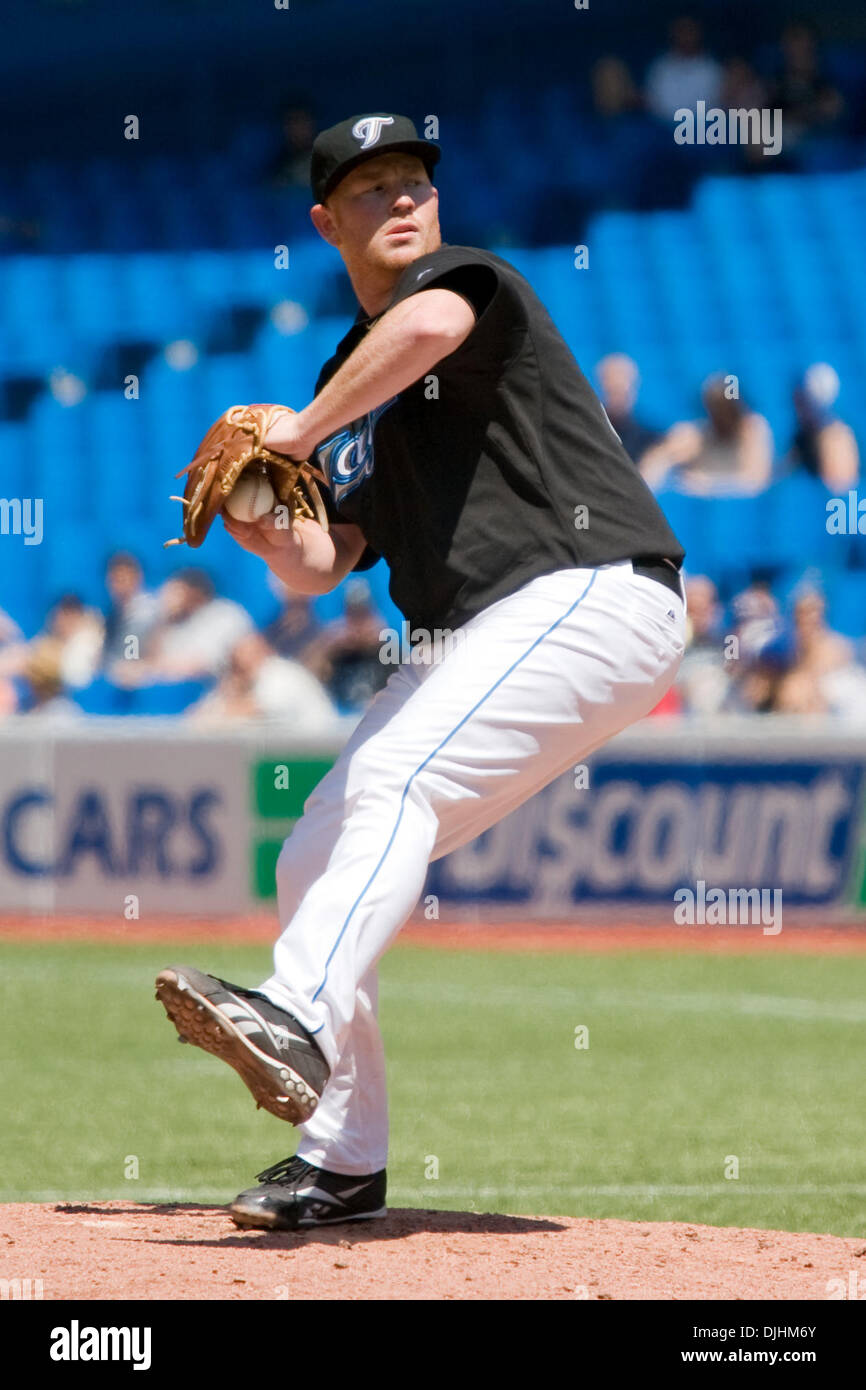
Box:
[156,113,686,1230]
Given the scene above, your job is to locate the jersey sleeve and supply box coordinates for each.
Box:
[412,259,497,319]
[388,247,507,323]
[387,245,525,371]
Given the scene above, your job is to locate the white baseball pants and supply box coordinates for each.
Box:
[259,560,686,1174]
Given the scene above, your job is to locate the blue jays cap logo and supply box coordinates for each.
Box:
[311,113,440,202]
[351,116,395,149]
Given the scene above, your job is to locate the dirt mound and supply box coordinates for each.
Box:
[1,1202,863,1300]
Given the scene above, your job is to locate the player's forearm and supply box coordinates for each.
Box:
[300,311,448,440]
[267,521,364,594]
[222,515,363,594]
[268,290,474,457]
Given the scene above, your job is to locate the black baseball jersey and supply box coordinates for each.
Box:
[312,244,685,633]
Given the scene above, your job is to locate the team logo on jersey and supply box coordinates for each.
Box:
[352,116,395,149]
[316,398,397,504]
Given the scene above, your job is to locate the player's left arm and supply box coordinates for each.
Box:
[263,288,476,459]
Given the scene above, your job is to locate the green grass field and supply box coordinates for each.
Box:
[1,940,865,1237]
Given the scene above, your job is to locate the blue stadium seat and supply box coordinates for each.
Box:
[197,354,259,420]
[129,681,211,716]
[183,250,240,315]
[701,493,772,575]
[822,571,866,638]
[116,254,191,338]
[0,422,28,499]
[2,256,62,330]
[61,255,122,338]
[765,474,840,571]
[159,193,214,249]
[84,392,148,521]
[74,678,137,717]
[1,257,80,370]
[35,515,105,610]
[30,396,92,526]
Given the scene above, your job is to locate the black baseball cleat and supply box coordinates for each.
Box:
[154,965,329,1125]
[229,1154,387,1231]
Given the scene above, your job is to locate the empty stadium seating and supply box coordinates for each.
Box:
[2,166,866,648]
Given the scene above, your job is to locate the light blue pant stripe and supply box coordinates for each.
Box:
[309,568,599,1013]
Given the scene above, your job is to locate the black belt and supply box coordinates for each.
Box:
[631,557,684,600]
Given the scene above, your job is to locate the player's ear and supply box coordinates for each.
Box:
[310,202,339,246]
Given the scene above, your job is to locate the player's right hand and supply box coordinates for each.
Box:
[223,512,367,594]
[222,511,309,559]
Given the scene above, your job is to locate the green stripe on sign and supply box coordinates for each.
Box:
[853,834,866,909]
[845,783,866,909]
[252,836,289,899]
[253,757,335,818]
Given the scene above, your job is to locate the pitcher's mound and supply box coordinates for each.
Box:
[1,1202,863,1300]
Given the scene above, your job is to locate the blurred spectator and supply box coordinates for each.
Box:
[816,659,866,720]
[645,15,722,121]
[675,575,731,714]
[722,583,792,713]
[19,642,82,722]
[143,570,253,682]
[102,552,159,665]
[0,606,22,651]
[560,60,670,219]
[0,597,97,713]
[644,374,773,495]
[720,55,767,111]
[596,353,662,468]
[305,579,389,715]
[267,100,316,190]
[263,581,323,666]
[0,677,18,716]
[776,585,866,716]
[788,363,860,490]
[768,21,844,151]
[41,595,104,689]
[720,57,770,167]
[189,632,339,729]
[731,582,788,662]
[0,212,41,252]
[592,57,643,117]
[0,607,24,682]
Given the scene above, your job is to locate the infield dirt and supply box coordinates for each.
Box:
[3,1201,864,1300]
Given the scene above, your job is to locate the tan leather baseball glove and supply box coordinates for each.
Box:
[164,403,329,549]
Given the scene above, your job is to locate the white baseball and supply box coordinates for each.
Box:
[224,471,276,522]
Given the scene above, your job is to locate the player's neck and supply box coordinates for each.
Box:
[348,266,403,319]
[350,243,442,319]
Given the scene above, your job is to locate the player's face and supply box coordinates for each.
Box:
[315,154,440,275]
